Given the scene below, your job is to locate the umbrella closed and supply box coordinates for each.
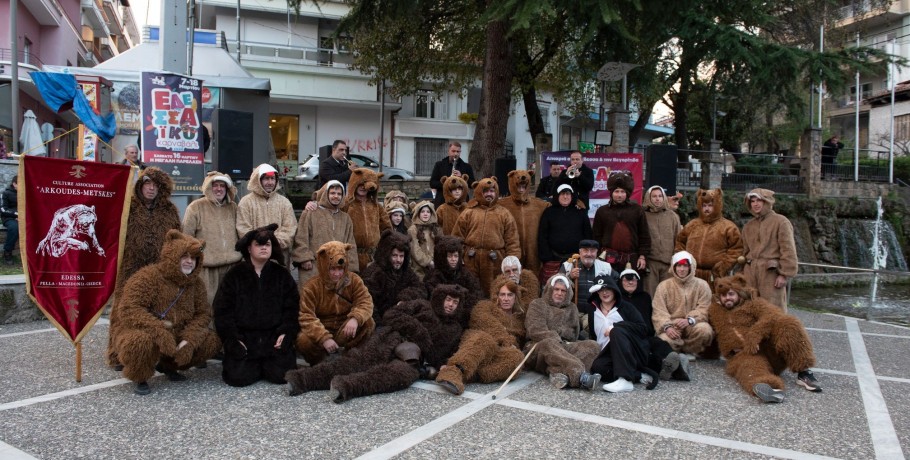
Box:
[20,110,46,156]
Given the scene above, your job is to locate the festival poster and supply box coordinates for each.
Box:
[140,72,205,194]
[19,156,134,343]
[541,151,644,219]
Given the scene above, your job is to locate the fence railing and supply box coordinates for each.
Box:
[225,40,353,68]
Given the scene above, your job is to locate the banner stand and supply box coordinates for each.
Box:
[75,341,82,382]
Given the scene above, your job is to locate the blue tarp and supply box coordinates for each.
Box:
[30,72,117,143]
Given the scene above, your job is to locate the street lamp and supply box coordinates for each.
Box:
[712,94,731,141]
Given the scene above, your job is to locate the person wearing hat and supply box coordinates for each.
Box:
[292,180,358,288]
[558,239,617,313]
[214,224,299,387]
[709,274,821,403]
[652,251,714,361]
[741,188,797,310]
[587,274,657,393]
[592,171,651,273]
[387,206,409,235]
[106,166,182,369]
[538,183,592,285]
[183,171,241,306]
[237,163,297,266]
[642,185,682,297]
[287,284,469,402]
[616,265,687,381]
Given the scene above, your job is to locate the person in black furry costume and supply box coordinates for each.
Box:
[423,235,482,310]
[361,229,427,326]
[285,284,471,403]
[214,224,300,387]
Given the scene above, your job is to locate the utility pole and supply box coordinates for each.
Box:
[10,0,20,154]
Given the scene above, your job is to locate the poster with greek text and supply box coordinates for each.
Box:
[140,72,205,194]
[19,156,134,343]
[540,152,644,219]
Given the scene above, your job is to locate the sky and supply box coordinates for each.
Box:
[129,0,160,28]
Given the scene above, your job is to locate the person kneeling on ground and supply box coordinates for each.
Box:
[525,275,601,390]
[110,230,221,395]
[214,224,300,387]
[710,274,821,403]
[436,279,527,395]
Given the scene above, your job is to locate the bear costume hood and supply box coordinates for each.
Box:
[744,188,775,218]
[441,174,469,207]
[714,274,754,306]
[373,229,413,272]
[316,240,353,289]
[587,273,623,307]
[345,168,384,204]
[316,180,346,211]
[468,177,500,209]
[236,223,283,265]
[413,200,438,225]
[133,166,174,208]
[607,171,634,196]
[247,164,282,198]
[643,185,667,212]
[200,171,237,205]
[670,250,698,283]
[506,170,535,204]
[542,274,575,308]
[433,235,465,274]
[430,283,470,325]
[697,188,724,223]
[158,229,205,286]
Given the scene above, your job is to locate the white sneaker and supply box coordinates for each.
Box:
[602,377,634,393]
[639,373,654,386]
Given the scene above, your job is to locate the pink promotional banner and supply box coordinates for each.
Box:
[19,156,134,343]
[140,71,205,194]
[540,151,644,219]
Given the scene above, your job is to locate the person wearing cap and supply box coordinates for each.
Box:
[538,183,592,285]
[214,224,299,387]
[525,274,602,391]
[535,163,564,202]
[652,251,714,360]
[616,266,687,382]
[183,171,242,306]
[499,169,550,274]
[675,188,743,290]
[106,166,182,369]
[237,164,297,265]
[592,171,651,273]
[587,274,657,393]
[292,180,358,288]
[559,239,617,313]
[287,284,469,402]
[709,274,821,403]
[741,188,797,310]
[296,241,375,366]
[642,185,682,297]
[490,256,539,309]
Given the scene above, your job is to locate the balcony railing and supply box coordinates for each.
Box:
[0,48,46,68]
[226,40,354,68]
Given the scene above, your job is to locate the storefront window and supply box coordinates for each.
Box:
[270,114,299,176]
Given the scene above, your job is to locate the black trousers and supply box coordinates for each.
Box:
[590,327,649,382]
[222,333,297,387]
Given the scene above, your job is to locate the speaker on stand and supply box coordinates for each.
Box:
[645,144,678,194]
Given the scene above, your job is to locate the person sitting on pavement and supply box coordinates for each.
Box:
[296,241,375,366]
[652,251,715,362]
[423,235,483,309]
[490,256,540,310]
[110,230,221,395]
[587,274,659,393]
[361,229,427,326]
[213,224,300,387]
[710,274,821,403]
[286,284,469,403]
[436,278,527,395]
[525,275,602,391]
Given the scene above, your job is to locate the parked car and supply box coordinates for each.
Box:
[296,154,415,181]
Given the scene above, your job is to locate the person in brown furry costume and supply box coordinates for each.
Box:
[107,166,181,368]
[296,241,375,365]
[361,229,427,325]
[436,278,527,395]
[435,175,469,235]
[424,235,483,308]
[675,188,743,290]
[110,230,221,395]
[592,171,651,273]
[343,168,391,269]
[741,188,798,311]
[286,284,470,403]
[490,256,540,309]
[384,189,414,228]
[237,164,297,256]
[525,274,602,390]
[710,275,821,403]
[407,200,439,279]
[642,185,682,297]
[499,170,549,274]
[292,180,359,288]
[452,177,521,294]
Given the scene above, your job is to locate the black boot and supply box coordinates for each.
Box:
[3,252,13,264]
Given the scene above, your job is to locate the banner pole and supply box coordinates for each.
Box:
[75,341,82,382]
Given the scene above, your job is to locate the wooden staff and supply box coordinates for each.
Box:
[75,341,82,382]
[567,253,580,305]
[492,342,539,400]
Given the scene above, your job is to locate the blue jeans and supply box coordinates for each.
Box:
[3,218,18,254]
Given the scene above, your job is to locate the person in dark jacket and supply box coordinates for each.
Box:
[535,163,564,202]
[587,274,657,393]
[319,140,356,186]
[361,229,427,326]
[538,184,592,282]
[592,171,651,273]
[429,141,474,208]
[557,151,594,209]
[1,175,18,263]
[214,224,300,387]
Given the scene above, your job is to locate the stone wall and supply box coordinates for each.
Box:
[0,277,43,324]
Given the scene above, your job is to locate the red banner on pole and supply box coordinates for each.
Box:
[540,151,644,219]
[19,156,134,343]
